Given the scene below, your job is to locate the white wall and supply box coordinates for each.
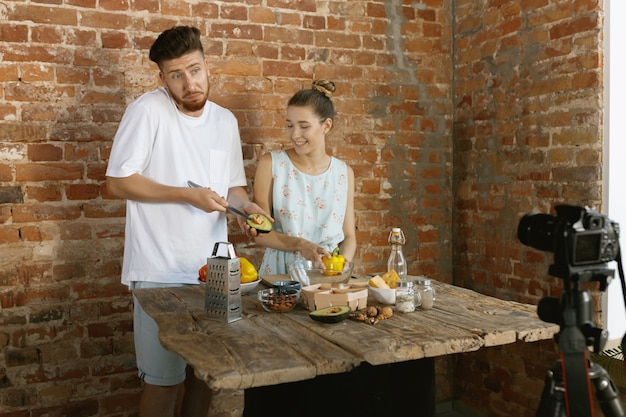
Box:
[606,0,626,343]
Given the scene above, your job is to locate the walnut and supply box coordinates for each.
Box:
[350,305,393,325]
[349,312,368,322]
[366,306,379,317]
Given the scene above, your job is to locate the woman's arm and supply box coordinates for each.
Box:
[338,165,356,262]
[252,152,274,217]
[252,153,330,262]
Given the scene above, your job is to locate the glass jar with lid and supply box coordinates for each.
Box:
[415,278,436,309]
[395,280,416,313]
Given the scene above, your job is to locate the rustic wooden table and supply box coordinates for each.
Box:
[133,277,558,417]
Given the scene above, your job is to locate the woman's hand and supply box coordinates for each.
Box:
[297,240,331,264]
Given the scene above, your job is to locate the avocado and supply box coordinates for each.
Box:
[246,213,272,233]
[309,305,351,323]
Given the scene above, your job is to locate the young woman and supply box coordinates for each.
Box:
[253,80,356,276]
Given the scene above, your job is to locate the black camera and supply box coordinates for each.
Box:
[522,206,626,417]
[518,205,620,282]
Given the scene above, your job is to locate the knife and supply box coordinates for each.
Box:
[187,180,252,220]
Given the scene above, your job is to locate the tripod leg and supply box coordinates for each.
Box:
[590,363,625,417]
[536,363,567,417]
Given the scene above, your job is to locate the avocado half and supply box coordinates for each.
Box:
[246,213,272,233]
[310,305,351,323]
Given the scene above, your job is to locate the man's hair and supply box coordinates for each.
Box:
[149,26,204,68]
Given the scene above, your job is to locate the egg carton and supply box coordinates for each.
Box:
[301,284,368,312]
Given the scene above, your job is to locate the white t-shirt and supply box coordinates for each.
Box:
[106,87,247,286]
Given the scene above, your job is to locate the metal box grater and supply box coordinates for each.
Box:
[205,242,242,322]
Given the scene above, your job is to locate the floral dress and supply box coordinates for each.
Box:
[259,150,348,276]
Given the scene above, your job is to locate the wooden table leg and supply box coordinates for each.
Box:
[206,389,245,417]
[181,366,246,417]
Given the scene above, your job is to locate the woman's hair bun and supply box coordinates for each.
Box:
[311,80,335,99]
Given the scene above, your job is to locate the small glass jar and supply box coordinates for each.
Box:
[415,278,436,309]
[395,280,415,313]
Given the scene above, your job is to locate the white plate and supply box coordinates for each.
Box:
[241,279,261,294]
[368,285,396,304]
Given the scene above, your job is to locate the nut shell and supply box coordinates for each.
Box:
[381,306,393,318]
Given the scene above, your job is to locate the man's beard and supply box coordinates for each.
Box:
[171,87,208,113]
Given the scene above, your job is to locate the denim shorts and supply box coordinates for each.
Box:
[132,281,190,386]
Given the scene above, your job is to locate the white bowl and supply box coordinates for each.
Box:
[368,285,396,304]
[241,279,261,294]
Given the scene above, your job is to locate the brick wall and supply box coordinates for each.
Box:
[0,0,608,416]
[452,0,605,415]
[0,1,453,415]
[453,0,604,303]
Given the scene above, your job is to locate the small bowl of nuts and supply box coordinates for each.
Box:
[258,288,299,313]
[272,280,302,295]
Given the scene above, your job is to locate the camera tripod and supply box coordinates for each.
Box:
[536,279,625,417]
[517,205,626,417]
[536,355,623,417]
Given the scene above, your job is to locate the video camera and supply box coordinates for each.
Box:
[518,205,620,288]
[518,205,625,417]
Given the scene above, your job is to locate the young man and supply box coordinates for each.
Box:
[106,26,263,417]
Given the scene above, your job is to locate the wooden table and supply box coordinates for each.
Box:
[133,277,558,416]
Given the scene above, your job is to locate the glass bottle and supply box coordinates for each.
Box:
[415,278,436,309]
[387,228,407,280]
[395,280,415,313]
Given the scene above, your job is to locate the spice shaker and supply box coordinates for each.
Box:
[415,278,436,310]
[395,280,415,313]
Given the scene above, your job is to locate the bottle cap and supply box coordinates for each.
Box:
[392,227,401,233]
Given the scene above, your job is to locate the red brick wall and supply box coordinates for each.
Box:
[453,0,604,303]
[0,0,608,415]
[1,1,454,415]
[452,0,605,415]
[453,340,559,417]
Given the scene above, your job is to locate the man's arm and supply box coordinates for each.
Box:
[106,174,228,213]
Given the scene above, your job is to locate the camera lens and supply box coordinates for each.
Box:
[517,213,557,252]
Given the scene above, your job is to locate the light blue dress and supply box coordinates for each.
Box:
[259,150,348,276]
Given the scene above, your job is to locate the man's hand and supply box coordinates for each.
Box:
[107,174,228,213]
[237,201,273,237]
[187,186,229,213]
